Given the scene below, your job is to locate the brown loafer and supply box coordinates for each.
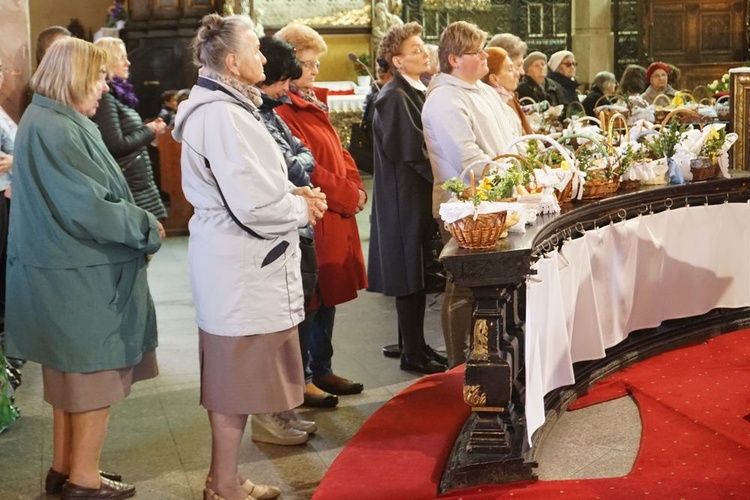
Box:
[312,374,363,395]
[61,477,135,499]
[46,468,124,495]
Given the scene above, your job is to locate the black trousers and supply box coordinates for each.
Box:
[396,289,427,359]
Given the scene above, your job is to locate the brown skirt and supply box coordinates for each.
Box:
[43,350,158,413]
[199,327,304,415]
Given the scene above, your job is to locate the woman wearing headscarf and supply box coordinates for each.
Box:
[274,23,368,402]
[640,61,677,104]
[173,13,326,499]
[367,22,447,375]
[5,37,164,499]
[92,37,168,221]
[547,49,581,108]
[516,51,564,106]
[481,46,532,135]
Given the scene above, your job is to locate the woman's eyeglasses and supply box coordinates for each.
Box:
[561,61,577,67]
[299,60,320,70]
[463,47,487,57]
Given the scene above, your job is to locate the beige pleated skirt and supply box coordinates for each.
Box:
[199,327,304,415]
[42,350,158,413]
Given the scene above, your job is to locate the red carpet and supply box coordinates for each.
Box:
[315,330,750,499]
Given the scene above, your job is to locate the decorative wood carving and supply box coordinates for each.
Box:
[730,68,750,170]
[642,0,747,88]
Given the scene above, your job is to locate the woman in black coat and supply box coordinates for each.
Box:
[367,22,446,375]
[92,37,167,221]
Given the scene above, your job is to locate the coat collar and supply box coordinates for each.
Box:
[31,93,102,138]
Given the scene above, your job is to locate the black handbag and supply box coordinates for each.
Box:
[299,236,318,308]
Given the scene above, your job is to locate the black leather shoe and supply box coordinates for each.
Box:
[46,468,124,495]
[61,477,135,499]
[312,374,364,395]
[382,343,402,358]
[425,345,448,365]
[400,355,447,375]
[302,391,339,408]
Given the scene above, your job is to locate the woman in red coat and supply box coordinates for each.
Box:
[275,23,368,404]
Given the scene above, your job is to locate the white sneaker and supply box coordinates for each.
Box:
[251,413,309,446]
[278,410,317,434]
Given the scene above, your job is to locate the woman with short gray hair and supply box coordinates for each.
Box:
[173,13,326,500]
[582,70,617,117]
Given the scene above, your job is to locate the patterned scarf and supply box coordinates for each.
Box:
[199,68,264,108]
[108,76,138,108]
[288,83,328,113]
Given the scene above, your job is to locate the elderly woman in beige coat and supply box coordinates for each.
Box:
[173,14,326,500]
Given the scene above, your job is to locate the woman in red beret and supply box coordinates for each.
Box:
[640,61,677,104]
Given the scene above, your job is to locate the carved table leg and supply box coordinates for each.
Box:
[440,284,537,492]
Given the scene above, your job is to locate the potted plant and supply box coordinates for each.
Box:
[352,53,372,87]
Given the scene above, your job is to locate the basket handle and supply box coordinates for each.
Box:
[566,100,586,118]
[660,108,704,129]
[672,90,696,104]
[652,93,672,108]
[518,96,537,106]
[558,132,614,173]
[503,133,583,198]
[607,112,630,146]
[715,95,730,105]
[570,115,602,128]
[593,92,622,110]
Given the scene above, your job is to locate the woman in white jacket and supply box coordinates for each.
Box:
[422,21,520,368]
[173,14,326,500]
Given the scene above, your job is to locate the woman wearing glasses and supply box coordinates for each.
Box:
[274,23,368,404]
[547,50,581,109]
[422,21,519,367]
[368,22,447,375]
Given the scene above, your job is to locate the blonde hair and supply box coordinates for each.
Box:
[481,46,508,85]
[275,23,327,55]
[94,36,126,78]
[193,13,255,72]
[438,21,487,74]
[30,37,107,107]
[377,22,423,71]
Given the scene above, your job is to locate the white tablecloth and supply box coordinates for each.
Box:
[327,94,367,112]
[525,202,750,445]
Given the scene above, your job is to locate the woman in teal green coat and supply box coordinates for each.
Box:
[4,38,164,499]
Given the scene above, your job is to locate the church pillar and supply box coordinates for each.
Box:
[571,0,614,87]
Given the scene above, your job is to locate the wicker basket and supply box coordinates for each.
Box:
[502,133,580,202]
[581,176,620,199]
[689,157,719,181]
[556,177,574,203]
[619,179,641,190]
[446,211,508,250]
